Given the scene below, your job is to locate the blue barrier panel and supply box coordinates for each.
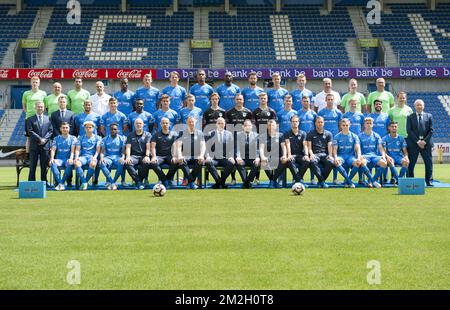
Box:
[19,181,47,199]
[398,178,425,195]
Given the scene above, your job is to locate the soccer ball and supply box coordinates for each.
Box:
[153,184,167,197]
[291,182,305,195]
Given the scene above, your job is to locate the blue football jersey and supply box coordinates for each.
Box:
[76,134,101,157]
[100,111,128,136]
[101,135,126,157]
[52,135,77,160]
[382,134,407,157]
[161,85,187,114]
[333,132,360,156]
[318,108,342,137]
[277,109,297,134]
[267,87,289,113]
[359,131,382,156]
[133,86,161,114]
[189,83,214,112]
[241,86,264,111]
[216,83,241,111]
[114,90,135,116]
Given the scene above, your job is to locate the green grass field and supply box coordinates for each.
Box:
[0,164,449,290]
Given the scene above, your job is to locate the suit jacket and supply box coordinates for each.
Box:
[50,109,75,137]
[26,114,53,151]
[236,131,259,159]
[206,129,234,159]
[406,112,433,148]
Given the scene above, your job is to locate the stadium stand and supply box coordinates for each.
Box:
[366,3,450,66]
[7,112,26,147]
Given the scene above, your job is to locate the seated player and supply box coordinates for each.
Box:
[176,116,206,189]
[382,122,410,185]
[205,117,235,189]
[74,121,102,190]
[235,119,260,189]
[306,116,334,188]
[359,117,387,188]
[283,115,310,186]
[99,123,126,190]
[124,118,152,190]
[49,122,77,191]
[149,117,179,188]
[259,119,296,188]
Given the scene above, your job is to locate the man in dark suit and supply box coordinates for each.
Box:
[50,95,75,137]
[235,119,260,188]
[406,99,434,186]
[26,101,53,182]
[205,117,235,189]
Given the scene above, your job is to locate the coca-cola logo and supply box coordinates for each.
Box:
[27,69,54,79]
[0,69,9,78]
[72,69,99,79]
[116,69,143,79]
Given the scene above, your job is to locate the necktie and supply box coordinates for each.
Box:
[418,114,425,138]
[39,115,43,127]
[245,134,250,159]
[61,110,65,120]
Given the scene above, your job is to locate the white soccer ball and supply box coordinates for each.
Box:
[291,182,305,195]
[153,183,167,197]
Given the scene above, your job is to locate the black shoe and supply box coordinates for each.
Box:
[426,182,434,187]
[242,182,250,189]
[211,183,221,189]
[221,183,229,189]
[67,182,73,188]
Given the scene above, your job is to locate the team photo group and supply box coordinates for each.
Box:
[23,69,434,191]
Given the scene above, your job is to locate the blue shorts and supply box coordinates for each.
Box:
[337,155,357,167]
[392,155,404,166]
[102,156,122,169]
[78,155,94,166]
[363,155,382,167]
[52,158,72,168]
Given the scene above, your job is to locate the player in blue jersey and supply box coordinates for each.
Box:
[332,118,377,188]
[114,78,134,116]
[266,72,289,113]
[99,123,126,190]
[74,99,101,136]
[179,94,203,130]
[100,97,128,136]
[162,71,187,114]
[370,99,390,138]
[189,69,214,112]
[133,73,161,114]
[343,98,364,135]
[318,93,342,137]
[359,117,387,187]
[49,122,77,191]
[127,98,154,133]
[153,94,181,132]
[74,121,102,190]
[241,71,264,112]
[216,71,241,111]
[291,74,314,111]
[277,95,297,134]
[297,96,317,134]
[382,122,410,185]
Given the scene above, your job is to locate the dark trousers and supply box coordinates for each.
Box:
[264,160,295,182]
[179,158,203,183]
[408,145,433,183]
[205,158,234,185]
[149,156,178,182]
[28,147,48,182]
[290,156,310,182]
[309,153,334,183]
[236,159,260,184]
[125,155,150,184]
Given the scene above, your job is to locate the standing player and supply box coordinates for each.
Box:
[277,94,297,134]
[266,72,289,113]
[367,77,395,113]
[44,82,65,116]
[235,119,260,188]
[313,78,341,113]
[202,92,226,130]
[74,99,101,137]
[340,79,367,113]
[253,92,277,132]
[370,99,390,138]
[134,73,161,114]
[153,94,180,132]
[67,77,91,115]
[291,74,314,111]
[297,95,317,184]
[359,117,387,187]
[241,71,264,112]
[149,117,179,188]
[307,116,334,188]
[189,69,214,112]
[99,123,126,190]
[389,91,413,138]
[127,98,154,133]
[382,122,410,185]
[179,94,203,130]
[49,122,77,191]
[124,118,152,190]
[343,98,365,136]
[216,71,241,112]
[283,115,310,185]
[114,78,135,116]
[91,81,111,116]
[162,71,187,114]
[74,121,102,190]
[318,94,342,137]
[100,97,128,136]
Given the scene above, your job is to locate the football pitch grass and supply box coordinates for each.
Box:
[0,165,449,290]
